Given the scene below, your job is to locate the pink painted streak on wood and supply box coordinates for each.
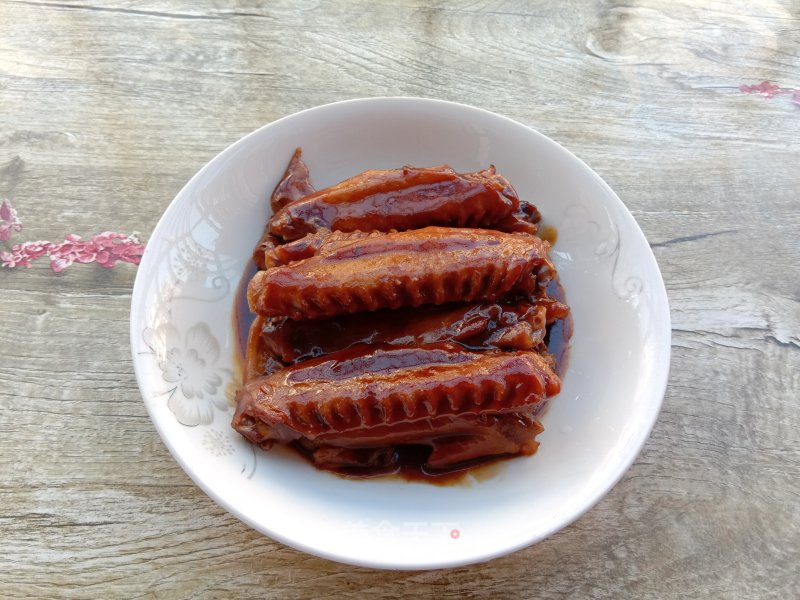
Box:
[739,81,799,105]
[0,199,144,271]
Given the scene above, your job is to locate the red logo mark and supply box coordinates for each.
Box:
[450,529,460,539]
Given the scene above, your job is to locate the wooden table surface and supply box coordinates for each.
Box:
[2,1,798,597]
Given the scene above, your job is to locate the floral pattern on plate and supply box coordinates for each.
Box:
[142,322,231,426]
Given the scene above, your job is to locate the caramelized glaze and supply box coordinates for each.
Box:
[248,227,554,320]
[233,152,572,480]
[268,165,520,241]
[233,343,559,471]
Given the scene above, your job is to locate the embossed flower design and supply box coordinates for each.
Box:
[169,237,215,283]
[201,429,235,457]
[143,322,229,425]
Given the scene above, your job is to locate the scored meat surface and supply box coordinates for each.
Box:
[233,343,559,470]
[248,226,555,320]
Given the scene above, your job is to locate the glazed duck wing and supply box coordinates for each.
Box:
[232,343,560,470]
[267,165,520,241]
[260,301,549,364]
[248,227,555,320]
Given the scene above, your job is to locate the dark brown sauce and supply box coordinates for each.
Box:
[234,260,258,357]
[293,442,510,486]
[232,228,572,486]
[546,277,572,377]
[388,448,511,486]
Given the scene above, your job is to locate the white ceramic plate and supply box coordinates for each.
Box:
[130,98,670,569]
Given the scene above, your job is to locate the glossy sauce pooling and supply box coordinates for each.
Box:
[233,151,572,482]
[294,443,522,485]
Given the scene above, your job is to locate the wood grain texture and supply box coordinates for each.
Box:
[1,0,798,597]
